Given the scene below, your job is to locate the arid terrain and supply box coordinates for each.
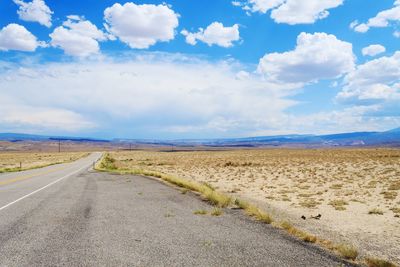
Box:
[108,148,400,264]
[0,151,89,172]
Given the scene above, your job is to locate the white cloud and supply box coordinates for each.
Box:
[0,53,297,137]
[233,0,343,24]
[362,44,386,57]
[13,0,53,27]
[0,23,43,52]
[257,32,355,84]
[1,52,398,136]
[352,23,369,33]
[276,105,400,135]
[237,0,284,13]
[181,22,240,47]
[50,16,108,57]
[104,2,179,49]
[0,104,95,132]
[337,52,400,104]
[351,1,400,33]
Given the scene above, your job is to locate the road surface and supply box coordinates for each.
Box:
[0,152,351,266]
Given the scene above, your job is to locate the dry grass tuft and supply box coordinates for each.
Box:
[243,204,273,224]
[335,243,358,260]
[279,221,317,243]
[203,190,231,208]
[194,209,208,215]
[365,257,397,267]
[329,199,349,211]
[100,153,117,170]
[211,208,223,216]
[234,198,250,210]
[369,208,384,215]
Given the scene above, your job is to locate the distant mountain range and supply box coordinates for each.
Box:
[0,128,399,147]
[0,133,109,143]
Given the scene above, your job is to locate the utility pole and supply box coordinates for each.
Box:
[58,140,61,153]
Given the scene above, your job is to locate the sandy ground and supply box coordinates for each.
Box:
[0,152,89,172]
[110,149,400,264]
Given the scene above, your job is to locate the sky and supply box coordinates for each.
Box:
[0,0,399,139]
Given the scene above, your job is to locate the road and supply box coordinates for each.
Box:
[0,152,351,266]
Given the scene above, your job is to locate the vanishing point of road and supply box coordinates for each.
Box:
[0,153,351,266]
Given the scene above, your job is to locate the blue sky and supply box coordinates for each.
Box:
[0,0,399,139]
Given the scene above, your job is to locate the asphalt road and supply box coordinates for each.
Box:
[0,153,351,266]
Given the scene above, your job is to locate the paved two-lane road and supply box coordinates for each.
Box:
[0,153,350,266]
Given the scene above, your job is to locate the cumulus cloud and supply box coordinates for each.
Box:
[50,16,108,57]
[351,1,400,33]
[257,32,355,84]
[362,44,386,57]
[233,0,343,24]
[1,52,397,136]
[0,53,297,137]
[104,2,179,49]
[13,0,53,27]
[181,22,240,47]
[0,23,44,52]
[337,52,400,105]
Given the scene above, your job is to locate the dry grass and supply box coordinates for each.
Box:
[279,221,317,243]
[234,198,273,224]
[329,199,349,211]
[335,243,359,260]
[194,209,208,215]
[369,208,384,215]
[97,153,232,208]
[244,204,273,224]
[211,208,223,216]
[0,151,89,173]
[365,257,397,267]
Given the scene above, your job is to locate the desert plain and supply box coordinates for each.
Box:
[107,148,400,264]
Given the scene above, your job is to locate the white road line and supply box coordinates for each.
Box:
[0,163,91,212]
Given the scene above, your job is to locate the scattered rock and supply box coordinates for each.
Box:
[311,214,321,220]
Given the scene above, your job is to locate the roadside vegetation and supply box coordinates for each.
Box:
[0,152,89,173]
[96,152,399,267]
[99,153,231,207]
[193,209,208,215]
[366,257,397,267]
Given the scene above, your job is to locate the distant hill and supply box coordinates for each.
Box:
[1,128,399,147]
[0,133,109,143]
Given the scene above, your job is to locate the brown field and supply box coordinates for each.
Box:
[0,151,89,172]
[107,148,400,264]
